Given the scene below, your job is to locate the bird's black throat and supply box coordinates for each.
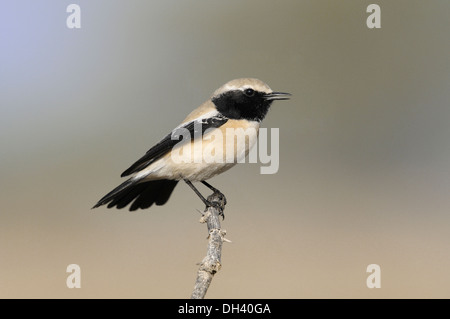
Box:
[212,90,273,122]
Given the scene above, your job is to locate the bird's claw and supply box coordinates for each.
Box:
[205,191,227,220]
[213,190,227,206]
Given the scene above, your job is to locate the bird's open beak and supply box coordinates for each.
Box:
[263,92,291,101]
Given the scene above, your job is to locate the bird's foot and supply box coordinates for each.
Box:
[213,190,227,206]
[205,191,227,220]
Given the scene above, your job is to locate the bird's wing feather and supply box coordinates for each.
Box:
[120,114,228,177]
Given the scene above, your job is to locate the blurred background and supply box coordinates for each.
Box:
[1,0,449,298]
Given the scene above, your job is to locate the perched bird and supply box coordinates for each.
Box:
[93,78,290,211]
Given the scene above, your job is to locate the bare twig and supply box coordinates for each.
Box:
[191,192,227,299]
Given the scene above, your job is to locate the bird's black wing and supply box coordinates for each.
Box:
[120,115,228,177]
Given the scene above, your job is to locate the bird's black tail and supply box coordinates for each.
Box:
[92,178,178,211]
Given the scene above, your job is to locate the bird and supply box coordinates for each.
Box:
[92,78,290,211]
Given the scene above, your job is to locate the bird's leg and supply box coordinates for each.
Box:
[184,179,211,207]
[201,181,227,205]
[184,180,226,219]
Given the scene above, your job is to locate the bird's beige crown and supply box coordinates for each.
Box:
[212,78,273,98]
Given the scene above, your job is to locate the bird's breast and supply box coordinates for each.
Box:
[147,120,260,181]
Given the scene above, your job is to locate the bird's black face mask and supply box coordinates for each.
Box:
[212,89,273,122]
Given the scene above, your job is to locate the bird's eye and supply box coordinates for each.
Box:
[244,88,255,97]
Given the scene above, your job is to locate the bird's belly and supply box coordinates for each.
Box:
[169,161,237,181]
[139,119,260,182]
